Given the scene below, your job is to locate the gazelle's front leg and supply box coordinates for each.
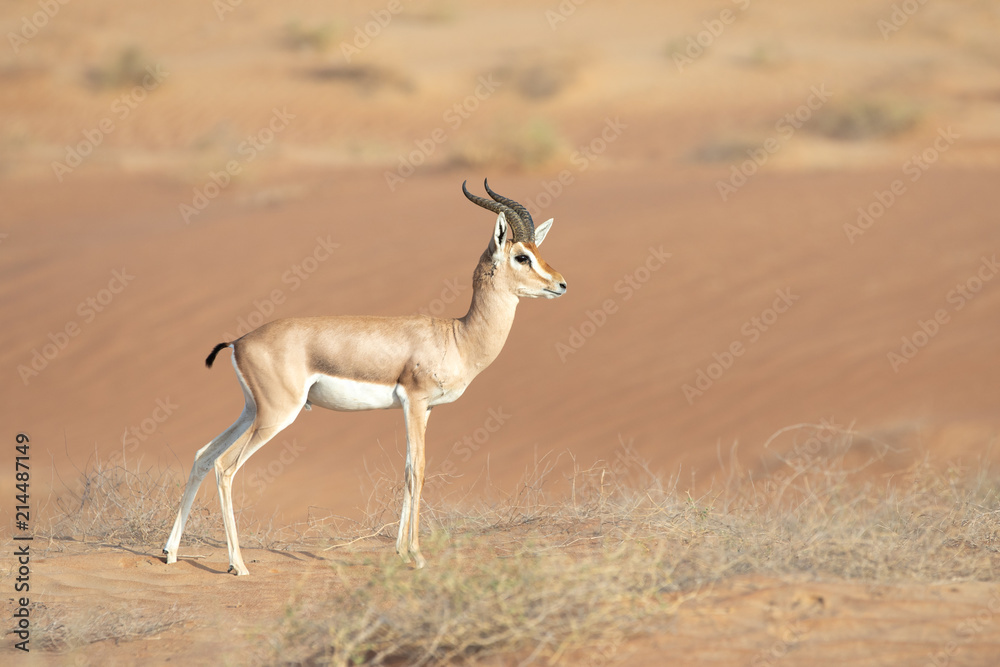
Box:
[395,386,429,568]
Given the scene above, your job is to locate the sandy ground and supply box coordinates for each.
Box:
[2,0,1000,663]
[4,543,1000,666]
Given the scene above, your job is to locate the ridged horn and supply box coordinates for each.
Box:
[484,178,534,243]
[462,179,532,243]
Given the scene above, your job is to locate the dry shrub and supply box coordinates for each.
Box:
[809,97,922,140]
[509,62,576,101]
[42,457,204,545]
[33,602,190,652]
[447,119,564,171]
[737,41,789,68]
[85,46,159,90]
[492,54,578,101]
[687,136,762,164]
[269,539,673,666]
[40,455,279,552]
[283,20,341,53]
[262,428,1000,665]
[405,1,459,24]
[304,64,414,94]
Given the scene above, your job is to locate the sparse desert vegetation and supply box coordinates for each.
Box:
[19,427,1000,664]
[809,97,923,141]
[283,20,342,53]
[447,119,565,171]
[84,46,161,91]
[33,603,191,653]
[260,437,1000,665]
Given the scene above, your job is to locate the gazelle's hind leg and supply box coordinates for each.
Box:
[213,409,300,575]
[163,405,254,564]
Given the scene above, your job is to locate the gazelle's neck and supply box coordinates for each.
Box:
[454,258,519,373]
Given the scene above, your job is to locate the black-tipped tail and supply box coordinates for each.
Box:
[205,342,231,368]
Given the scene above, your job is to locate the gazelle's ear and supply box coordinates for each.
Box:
[534,218,554,245]
[490,212,509,255]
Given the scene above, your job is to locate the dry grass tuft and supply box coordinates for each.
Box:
[268,539,673,666]
[33,602,190,651]
[304,64,415,95]
[283,20,342,53]
[38,455,283,552]
[84,46,160,91]
[500,60,578,101]
[447,119,565,171]
[687,136,762,164]
[41,457,206,546]
[809,97,922,141]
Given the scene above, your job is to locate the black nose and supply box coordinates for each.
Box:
[559,282,567,290]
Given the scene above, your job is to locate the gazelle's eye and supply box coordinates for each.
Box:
[515,254,530,265]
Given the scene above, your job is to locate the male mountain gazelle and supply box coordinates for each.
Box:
[163,180,567,575]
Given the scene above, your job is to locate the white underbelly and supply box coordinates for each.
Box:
[306,374,400,411]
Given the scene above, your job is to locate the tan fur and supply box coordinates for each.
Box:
[163,210,565,575]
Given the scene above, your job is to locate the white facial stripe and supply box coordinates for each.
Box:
[519,248,553,281]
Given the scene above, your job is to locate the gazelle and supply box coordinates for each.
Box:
[163,180,567,575]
